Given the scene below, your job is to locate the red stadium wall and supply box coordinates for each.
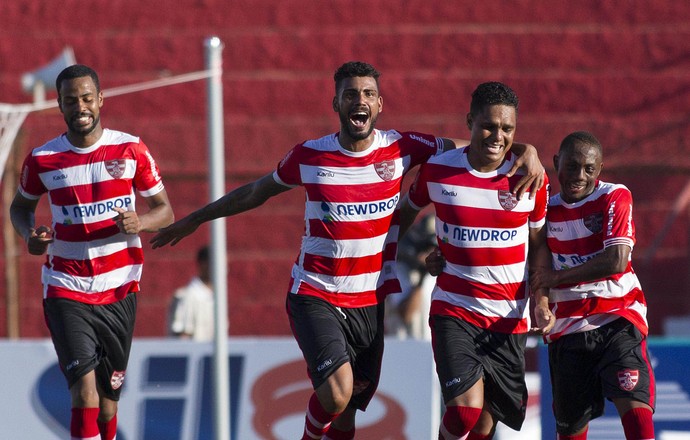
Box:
[0,1,689,337]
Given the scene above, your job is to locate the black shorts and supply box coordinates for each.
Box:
[548,317,656,435]
[430,315,528,431]
[43,293,137,401]
[286,293,384,411]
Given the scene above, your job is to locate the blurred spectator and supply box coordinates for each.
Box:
[387,214,437,340]
[168,246,214,341]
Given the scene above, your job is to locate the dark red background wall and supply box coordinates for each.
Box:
[0,1,689,337]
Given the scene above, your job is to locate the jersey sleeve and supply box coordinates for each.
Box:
[133,139,165,197]
[528,172,550,228]
[274,144,303,187]
[401,131,445,168]
[18,152,46,199]
[407,163,432,210]
[603,186,636,249]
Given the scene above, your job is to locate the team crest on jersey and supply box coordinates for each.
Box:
[498,190,518,211]
[374,160,396,181]
[617,369,639,391]
[110,370,126,389]
[584,212,603,233]
[105,159,126,179]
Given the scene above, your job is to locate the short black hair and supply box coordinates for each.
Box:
[470,82,519,116]
[55,64,100,97]
[333,61,381,94]
[559,131,603,155]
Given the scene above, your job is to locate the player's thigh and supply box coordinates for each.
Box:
[549,334,603,434]
[430,315,484,404]
[600,321,655,409]
[43,298,101,388]
[93,293,137,401]
[286,294,350,389]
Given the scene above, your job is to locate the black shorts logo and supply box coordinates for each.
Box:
[111,370,126,390]
[617,369,639,391]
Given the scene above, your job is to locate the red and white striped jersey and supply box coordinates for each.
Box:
[274,129,444,308]
[18,129,165,305]
[544,181,648,343]
[408,147,548,334]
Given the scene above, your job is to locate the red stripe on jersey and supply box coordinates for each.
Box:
[435,204,530,229]
[48,179,134,206]
[308,217,392,240]
[49,247,143,277]
[431,300,528,333]
[439,241,527,267]
[304,179,403,203]
[54,221,121,242]
[303,252,384,277]
[47,281,139,304]
[292,280,379,308]
[436,274,527,301]
[547,234,605,257]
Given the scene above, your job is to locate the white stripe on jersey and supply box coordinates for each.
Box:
[301,233,389,258]
[51,191,136,225]
[50,235,141,261]
[299,157,408,185]
[549,271,642,302]
[432,286,529,319]
[428,182,535,213]
[39,159,137,189]
[548,217,598,241]
[445,260,528,285]
[305,195,400,223]
[438,221,529,249]
[43,263,143,294]
[291,266,386,294]
[550,313,619,335]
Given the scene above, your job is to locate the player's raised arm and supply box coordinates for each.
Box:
[150,172,290,248]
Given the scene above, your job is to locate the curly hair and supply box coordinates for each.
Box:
[333,61,381,93]
[470,81,519,116]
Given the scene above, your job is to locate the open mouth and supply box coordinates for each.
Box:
[349,111,369,129]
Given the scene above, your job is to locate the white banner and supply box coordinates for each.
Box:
[0,338,442,439]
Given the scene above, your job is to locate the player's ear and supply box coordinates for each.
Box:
[466,113,472,130]
[552,154,559,171]
[98,91,104,108]
[378,95,383,113]
[332,96,339,113]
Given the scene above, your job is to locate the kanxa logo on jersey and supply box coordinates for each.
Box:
[374,160,396,181]
[105,159,127,179]
[583,212,603,233]
[498,190,518,211]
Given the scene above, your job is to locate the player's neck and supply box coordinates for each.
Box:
[338,133,376,153]
[67,126,104,149]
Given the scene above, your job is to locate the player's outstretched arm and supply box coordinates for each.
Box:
[151,173,290,248]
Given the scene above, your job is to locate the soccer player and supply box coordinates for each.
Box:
[150,62,544,440]
[10,64,174,440]
[399,81,554,440]
[530,131,655,440]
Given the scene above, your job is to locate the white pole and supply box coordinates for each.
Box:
[205,36,230,440]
